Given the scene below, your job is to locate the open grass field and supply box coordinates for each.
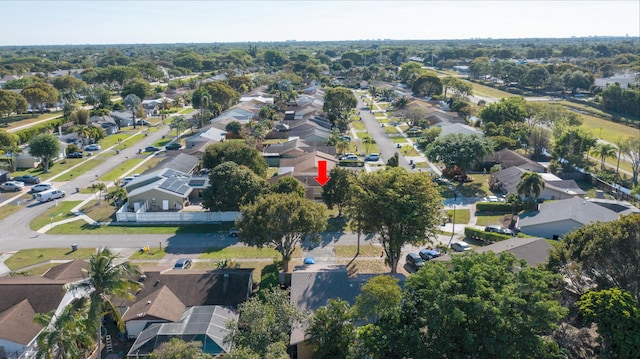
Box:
[99,158,145,181]
[577,111,638,144]
[4,248,95,270]
[46,221,229,234]
[29,200,81,231]
[467,81,516,98]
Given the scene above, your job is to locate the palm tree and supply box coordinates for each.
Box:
[75,125,91,146]
[170,115,188,141]
[199,94,209,128]
[105,187,128,207]
[66,248,141,359]
[89,182,107,202]
[590,142,617,171]
[336,138,350,155]
[615,138,630,176]
[33,305,93,359]
[123,94,141,129]
[516,172,545,209]
[362,136,377,154]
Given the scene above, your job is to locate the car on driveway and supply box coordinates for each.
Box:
[67,152,83,159]
[451,241,472,252]
[13,175,41,184]
[145,146,160,152]
[174,258,192,269]
[84,144,101,151]
[136,120,151,126]
[419,248,441,261]
[365,153,380,161]
[0,181,25,192]
[485,225,515,236]
[405,253,425,271]
[165,142,182,150]
[340,154,359,161]
[29,183,53,193]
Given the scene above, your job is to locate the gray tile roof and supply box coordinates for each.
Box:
[519,197,620,228]
[474,237,554,267]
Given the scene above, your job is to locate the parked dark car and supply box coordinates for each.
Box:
[419,248,441,261]
[405,253,425,271]
[485,225,515,236]
[165,142,182,150]
[174,258,192,269]
[136,120,151,126]
[12,175,41,184]
[145,146,160,152]
[67,152,83,159]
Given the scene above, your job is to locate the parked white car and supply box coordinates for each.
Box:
[451,241,472,252]
[0,181,25,192]
[35,189,66,202]
[30,183,54,193]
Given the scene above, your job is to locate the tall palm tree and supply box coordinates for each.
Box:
[590,142,617,171]
[336,138,350,155]
[516,172,545,208]
[199,94,209,128]
[75,126,91,146]
[123,94,141,129]
[615,138,630,176]
[170,115,188,140]
[362,136,377,154]
[33,305,93,359]
[66,248,141,359]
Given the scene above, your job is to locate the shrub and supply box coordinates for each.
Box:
[465,227,511,244]
[475,202,521,213]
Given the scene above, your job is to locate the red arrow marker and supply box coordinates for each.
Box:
[315,160,330,186]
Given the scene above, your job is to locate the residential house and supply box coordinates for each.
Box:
[436,122,484,137]
[14,150,42,170]
[517,197,628,239]
[269,151,337,199]
[184,127,227,149]
[141,97,173,116]
[483,148,546,173]
[0,260,89,358]
[124,168,194,211]
[118,269,253,339]
[89,115,119,135]
[210,108,256,126]
[0,75,20,88]
[156,152,200,176]
[491,167,585,200]
[289,265,404,359]
[262,139,336,167]
[0,170,8,183]
[434,237,554,267]
[110,110,136,127]
[288,121,332,146]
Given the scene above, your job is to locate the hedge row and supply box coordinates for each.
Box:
[475,202,522,213]
[464,227,512,244]
[15,117,71,144]
[338,160,365,167]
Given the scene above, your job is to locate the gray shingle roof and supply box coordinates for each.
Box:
[519,197,620,228]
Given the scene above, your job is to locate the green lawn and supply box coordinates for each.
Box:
[4,248,95,271]
[152,138,171,148]
[391,137,408,143]
[467,81,517,98]
[453,174,492,198]
[79,200,118,222]
[335,244,383,258]
[377,103,390,110]
[351,121,366,131]
[383,126,399,134]
[398,124,410,132]
[400,146,419,156]
[129,248,167,259]
[4,111,63,131]
[99,158,145,181]
[178,107,196,115]
[10,158,84,180]
[100,132,143,149]
[0,203,23,220]
[46,222,229,234]
[29,201,81,231]
[55,158,105,182]
[446,209,470,224]
[199,246,283,259]
[578,111,638,144]
[474,214,505,226]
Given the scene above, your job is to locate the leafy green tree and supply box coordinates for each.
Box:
[523,66,549,89]
[66,248,141,359]
[121,78,152,100]
[169,115,187,140]
[0,130,21,171]
[415,127,442,150]
[201,141,267,177]
[361,136,376,154]
[34,305,93,359]
[468,56,491,79]
[306,299,356,359]
[551,128,597,170]
[225,121,243,136]
[322,167,355,217]
[479,97,529,126]
[398,61,425,85]
[425,133,493,176]
[21,82,58,116]
[323,87,357,132]
[411,74,442,97]
[225,288,306,356]
[548,215,640,301]
[123,94,141,129]
[0,89,28,122]
[516,172,545,208]
[105,187,128,207]
[393,252,567,359]
[386,152,399,167]
[202,162,267,212]
[577,289,640,358]
[219,342,288,359]
[29,133,60,172]
[354,275,402,323]
[263,50,287,67]
[173,51,203,72]
[590,142,617,171]
[236,193,327,272]
[52,75,85,92]
[199,81,240,111]
[150,338,212,359]
[350,168,443,273]
[270,176,305,198]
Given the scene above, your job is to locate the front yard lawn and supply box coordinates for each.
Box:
[29,201,81,231]
[5,248,95,271]
[79,200,118,222]
[99,158,145,181]
[446,208,470,224]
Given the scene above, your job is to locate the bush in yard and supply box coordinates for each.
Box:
[465,227,512,244]
[475,202,522,213]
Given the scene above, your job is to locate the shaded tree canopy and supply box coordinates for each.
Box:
[201,141,267,177]
[202,161,267,211]
[425,133,493,175]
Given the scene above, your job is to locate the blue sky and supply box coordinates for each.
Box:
[0,1,638,45]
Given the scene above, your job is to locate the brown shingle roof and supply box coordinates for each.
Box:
[0,299,43,345]
[118,269,253,308]
[123,285,186,322]
[0,278,67,314]
[41,259,89,281]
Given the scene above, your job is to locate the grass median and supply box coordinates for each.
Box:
[4,248,95,271]
[99,158,146,181]
[29,200,81,231]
